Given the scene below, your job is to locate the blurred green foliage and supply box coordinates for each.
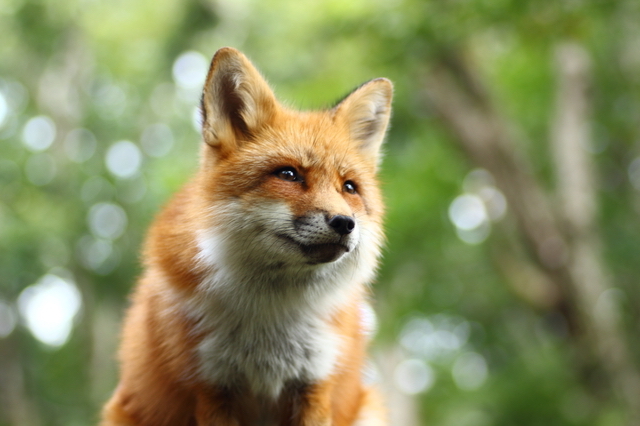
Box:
[1,0,640,425]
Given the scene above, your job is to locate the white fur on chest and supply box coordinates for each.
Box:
[192,297,341,398]
[189,233,353,398]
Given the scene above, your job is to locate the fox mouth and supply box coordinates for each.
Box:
[276,235,349,264]
[300,243,349,264]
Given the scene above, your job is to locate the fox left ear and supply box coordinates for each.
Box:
[334,78,393,170]
[200,47,278,153]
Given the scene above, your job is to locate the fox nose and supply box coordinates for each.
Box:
[327,215,355,235]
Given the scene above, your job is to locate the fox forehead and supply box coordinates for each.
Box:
[237,111,371,166]
[203,111,378,190]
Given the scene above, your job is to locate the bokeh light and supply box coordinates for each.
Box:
[449,194,488,231]
[92,80,127,120]
[22,115,56,152]
[87,202,128,240]
[629,156,640,191]
[105,140,142,179]
[140,123,174,158]
[0,78,28,129]
[64,128,97,163]
[0,91,8,128]
[478,186,507,221]
[449,169,508,245]
[394,358,436,395]
[77,235,120,275]
[17,273,82,348]
[451,352,488,391]
[172,51,209,90]
[400,315,471,361]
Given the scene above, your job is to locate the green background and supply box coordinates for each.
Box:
[1,0,640,425]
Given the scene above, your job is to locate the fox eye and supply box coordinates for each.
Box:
[275,167,302,182]
[344,180,357,194]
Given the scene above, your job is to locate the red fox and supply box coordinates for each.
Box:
[101,47,392,426]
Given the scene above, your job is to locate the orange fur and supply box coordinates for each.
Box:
[101,47,392,426]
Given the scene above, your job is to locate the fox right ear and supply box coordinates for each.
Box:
[334,78,393,171]
[200,48,277,153]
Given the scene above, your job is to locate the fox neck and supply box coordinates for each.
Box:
[175,227,367,398]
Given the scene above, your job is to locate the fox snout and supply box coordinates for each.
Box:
[283,212,359,264]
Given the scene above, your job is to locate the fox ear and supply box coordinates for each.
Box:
[200,47,277,151]
[334,78,393,169]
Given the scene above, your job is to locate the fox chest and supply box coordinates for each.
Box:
[194,314,341,398]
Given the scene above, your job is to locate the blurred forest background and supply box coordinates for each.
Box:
[2,0,640,425]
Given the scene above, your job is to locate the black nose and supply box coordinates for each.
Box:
[327,215,355,235]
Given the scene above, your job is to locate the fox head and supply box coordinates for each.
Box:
[193,47,392,293]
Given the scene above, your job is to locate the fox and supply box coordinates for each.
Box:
[100,47,393,426]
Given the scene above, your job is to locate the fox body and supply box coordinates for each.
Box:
[101,47,392,426]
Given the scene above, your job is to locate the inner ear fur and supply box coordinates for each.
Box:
[201,47,278,151]
[333,78,393,168]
